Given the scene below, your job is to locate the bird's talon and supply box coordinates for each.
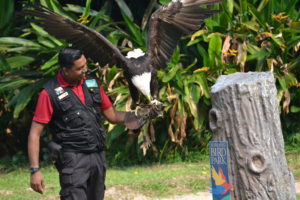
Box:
[150,99,162,106]
[134,106,141,116]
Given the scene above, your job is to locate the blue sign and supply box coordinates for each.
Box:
[209,141,233,200]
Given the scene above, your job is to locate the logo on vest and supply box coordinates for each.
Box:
[54,86,65,95]
[54,86,69,100]
[85,79,98,88]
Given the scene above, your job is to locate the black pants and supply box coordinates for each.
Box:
[56,151,106,200]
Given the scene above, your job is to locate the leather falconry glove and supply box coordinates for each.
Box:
[124,103,164,130]
[124,112,148,130]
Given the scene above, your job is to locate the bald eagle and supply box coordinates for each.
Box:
[21,0,222,108]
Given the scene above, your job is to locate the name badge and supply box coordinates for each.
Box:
[58,92,69,100]
[85,79,98,88]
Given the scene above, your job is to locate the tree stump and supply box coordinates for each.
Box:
[209,72,296,200]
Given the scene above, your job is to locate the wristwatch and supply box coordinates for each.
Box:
[29,167,40,175]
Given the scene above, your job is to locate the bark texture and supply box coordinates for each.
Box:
[209,72,296,200]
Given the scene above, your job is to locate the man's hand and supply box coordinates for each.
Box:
[30,171,45,194]
[124,112,147,130]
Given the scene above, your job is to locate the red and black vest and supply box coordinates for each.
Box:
[44,76,105,153]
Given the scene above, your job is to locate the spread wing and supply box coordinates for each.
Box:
[147,0,222,69]
[20,4,127,68]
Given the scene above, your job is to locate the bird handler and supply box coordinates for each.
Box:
[28,48,149,200]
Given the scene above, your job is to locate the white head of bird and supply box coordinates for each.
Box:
[126,48,145,59]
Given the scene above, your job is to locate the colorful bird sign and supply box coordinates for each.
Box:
[209,141,233,200]
[211,166,233,195]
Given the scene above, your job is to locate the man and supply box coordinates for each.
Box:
[28,48,146,200]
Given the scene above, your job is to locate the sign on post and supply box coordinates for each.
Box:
[209,141,233,200]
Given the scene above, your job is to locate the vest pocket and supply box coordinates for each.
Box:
[59,97,72,111]
[90,88,102,103]
[63,111,84,129]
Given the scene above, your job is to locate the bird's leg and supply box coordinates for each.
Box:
[150,99,162,106]
[148,97,164,118]
[133,104,142,116]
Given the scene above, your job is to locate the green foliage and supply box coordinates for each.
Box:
[0,0,300,164]
[0,0,15,36]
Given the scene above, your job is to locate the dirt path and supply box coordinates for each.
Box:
[106,182,300,200]
[157,182,300,200]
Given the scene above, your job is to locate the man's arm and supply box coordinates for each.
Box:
[102,107,145,130]
[28,121,46,194]
[102,107,127,124]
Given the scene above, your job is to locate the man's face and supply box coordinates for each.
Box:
[62,55,88,84]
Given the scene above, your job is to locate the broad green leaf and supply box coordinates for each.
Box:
[106,125,126,147]
[219,3,234,25]
[9,79,47,118]
[49,0,76,20]
[190,30,207,41]
[121,12,145,47]
[225,0,234,16]
[248,3,266,29]
[285,0,298,16]
[31,23,64,46]
[0,37,41,48]
[270,33,286,51]
[141,0,156,30]
[178,98,185,116]
[6,56,35,69]
[257,0,269,12]
[191,84,201,104]
[0,54,10,71]
[265,0,274,23]
[208,34,222,67]
[65,4,98,16]
[162,64,180,83]
[284,73,298,87]
[238,0,248,22]
[115,0,133,20]
[291,106,300,113]
[159,0,171,5]
[107,31,121,46]
[277,77,287,91]
[82,0,92,18]
[37,37,56,48]
[247,44,261,54]
[89,8,107,29]
[204,18,219,30]
[4,47,41,53]
[0,79,33,91]
[187,38,202,47]
[0,1,14,31]
[241,21,259,32]
[246,51,269,61]
[195,74,210,99]
[41,54,58,70]
[196,44,210,67]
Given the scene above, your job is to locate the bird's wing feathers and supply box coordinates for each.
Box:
[147,0,222,69]
[21,4,127,68]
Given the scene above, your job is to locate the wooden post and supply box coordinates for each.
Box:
[209,72,296,200]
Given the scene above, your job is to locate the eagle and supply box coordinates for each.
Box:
[21,0,222,111]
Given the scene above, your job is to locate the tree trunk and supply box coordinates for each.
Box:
[209,72,296,200]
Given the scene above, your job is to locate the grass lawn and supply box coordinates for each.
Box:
[0,154,299,200]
